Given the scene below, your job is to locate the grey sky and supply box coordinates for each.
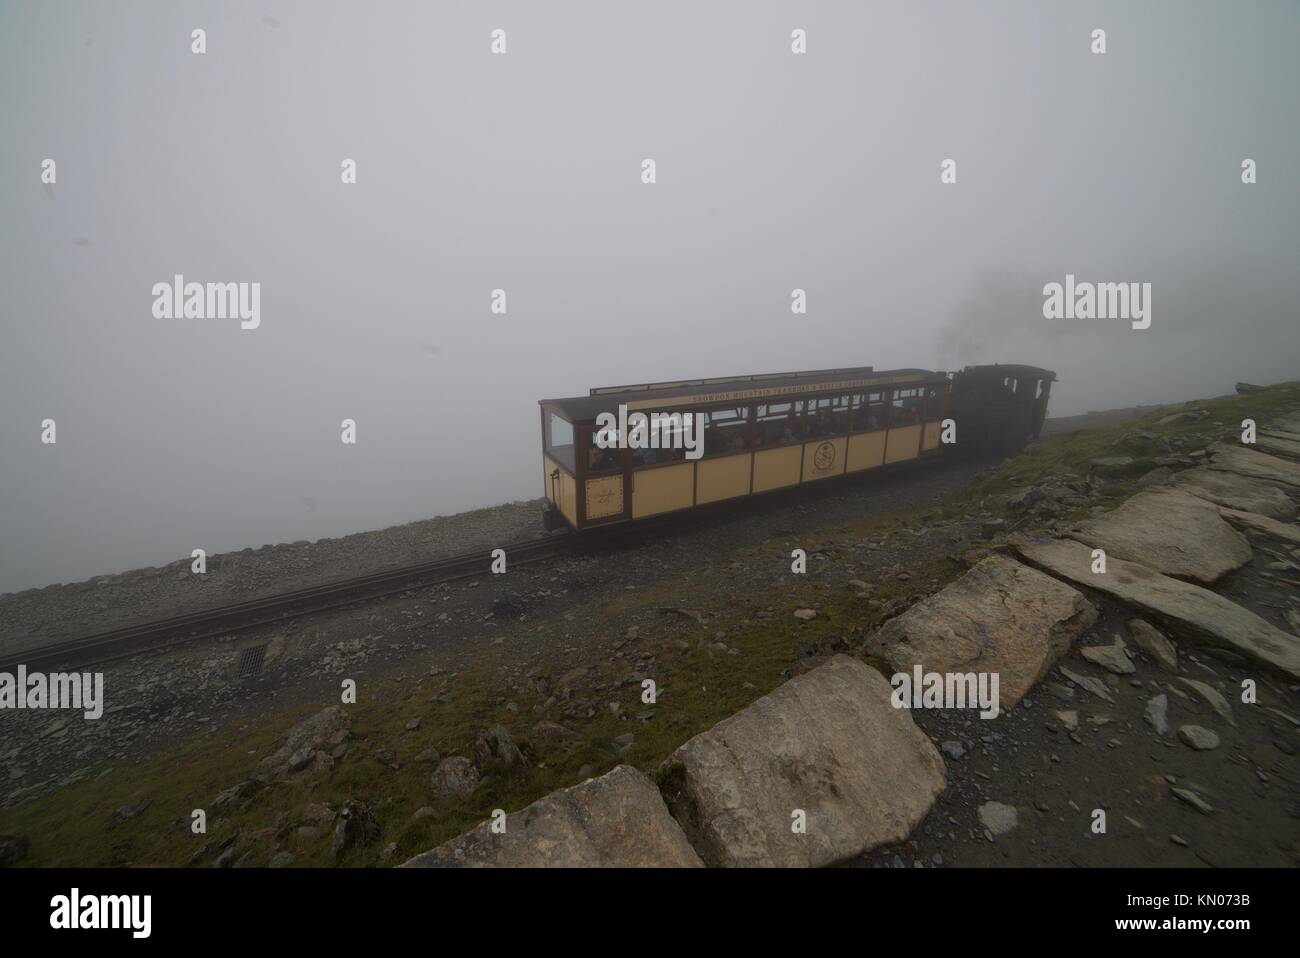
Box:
[2,1,1298,594]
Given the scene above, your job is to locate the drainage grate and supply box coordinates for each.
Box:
[236,644,268,678]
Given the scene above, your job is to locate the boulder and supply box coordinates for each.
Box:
[1011,535,1300,680]
[658,655,946,867]
[1210,445,1300,489]
[1067,490,1252,585]
[1170,468,1296,521]
[259,706,350,781]
[402,765,702,867]
[331,799,380,860]
[472,726,527,772]
[430,757,480,802]
[866,555,1097,710]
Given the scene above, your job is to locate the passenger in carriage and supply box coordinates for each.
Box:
[781,408,803,443]
[589,436,620,471]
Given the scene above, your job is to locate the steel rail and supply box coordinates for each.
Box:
[1,534,571,672]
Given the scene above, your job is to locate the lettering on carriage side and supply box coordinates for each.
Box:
[491,549,506,574]
[491,29,507,54]
[940,158,956,184]
[341,158,356,183]
[1092,809,1106,834]
[791,288,806,314]
[1090,28,1106,54]
[790,28,806,55]
[41,158,56,184]
[1091,549,1106,574]
[1241,158,1256,184]
[791,549,806,574]
[1241,679,1255,704]
[0,667,104,719]
[1042,274,1150,330]
[491,289,507,314]
[1241,419,1256,444]
[41,418,57,444]
[191,549,206,574]
[641,159,656,184]
[593,405,702,460]
[890,666,1001,719]
[50,888,151,939]
[341,419,356,444]
[191,28,206,54]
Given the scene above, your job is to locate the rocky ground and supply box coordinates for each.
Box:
[2,385,1299,869]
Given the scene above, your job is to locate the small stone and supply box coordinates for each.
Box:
[1177,725,1220,751]
[1059,667,1114,703]
[1126,619,1178,672]
[1080,635,1136,675]
[1053,709,1079,731]
[793,609,817,621]
[1171,787,1215,815]
[940,740,965,760]
[977,801,1018,837]
[1144,694,1169,736]
[1177,677,1236,727]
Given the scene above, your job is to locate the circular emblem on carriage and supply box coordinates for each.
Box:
[813,441,836,471]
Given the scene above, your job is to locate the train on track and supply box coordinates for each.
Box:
[539,363,1055,531]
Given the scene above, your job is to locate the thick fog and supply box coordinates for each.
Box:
[2,1,1298,594]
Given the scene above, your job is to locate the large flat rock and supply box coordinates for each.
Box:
[865,555,1097,710]
[1066,490,1252,584]
[1170,467,1296,521]
[1012,535,1300,680]
[1210,445,1300,489]
[1217,506,1300,546]
[658,655,945,867]
[400,765,703,867]
[1255,434,1300,462]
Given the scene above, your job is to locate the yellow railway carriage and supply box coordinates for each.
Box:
[538,365,958,532]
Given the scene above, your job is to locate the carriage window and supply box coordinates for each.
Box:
[892,388,924,425]
[807,396,851,437]
[924,386,945,420]
[703,407,751,456]
[545,413,575,472]
[631,411,688,466]
[753,401,805,447]
[852,392,888,431]
[588,426,621,472]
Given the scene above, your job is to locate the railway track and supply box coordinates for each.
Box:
[1,533,572,673]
